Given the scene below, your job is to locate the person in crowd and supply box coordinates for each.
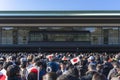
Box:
[46,54,59,73]
[1,61,13,80]
[7,56,16,65]
[0,61,3,71]
[92,73,107,80]
[57,74,80,80]
[56,61,67,76]
[107,61,120,80]
[6,65,21,80]
[28,60,46,80]
[95,55,102,64]
[43,72,57,80]
[87,56,97,67]
[96,64,103,74]
[0,52,120,80]
[81,63,98,80]
[27,54,34,69]
[102,55,113,77]
[20,59,28,80]
[115,54,120,62]
[110,72,120,80]
[65,67,80,80]
[108,54,114,62]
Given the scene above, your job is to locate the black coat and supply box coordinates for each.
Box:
[8,76,22,80]
[81,71,98,80]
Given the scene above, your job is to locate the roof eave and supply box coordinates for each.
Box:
[0,10,120,16]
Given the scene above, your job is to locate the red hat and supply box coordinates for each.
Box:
[30,68,38,74]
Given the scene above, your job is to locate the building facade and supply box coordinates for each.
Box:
[0,11,120,52]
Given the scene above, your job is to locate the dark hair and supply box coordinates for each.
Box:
[0,61,3,65]
[7,65,20,78]
[35,61,43,67]
[104,56,109,61]
[92,73,107,80]
[97,64,103,69]
[28,72,37,80]
[21,61,27,68]
[33,57,40,63]
[67,67,79,78]
[43,72,57,80]
[112,61,120,68]
[57,74,78,80]
[27,54,34,62]
[3,62,13,70]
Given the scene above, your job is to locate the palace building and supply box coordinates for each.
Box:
[0,11,120,52]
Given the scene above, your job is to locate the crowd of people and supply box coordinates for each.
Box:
[0,52,120,80]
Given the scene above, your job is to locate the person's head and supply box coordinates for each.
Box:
[0,61,3,70]
[67,67,79,78]
[112,61,120,72]
[43,72,57,80]
[3,62,13,70]
[88,56,95,62]
[8,56,16,62]
[35,60,44,69]
[33,57,40,64]
[96,64,103,71]
[103,56,109,62]
[112,61,120,68]
[20,61,28,69]
[92,73,107,80]
[115,54,120,61]
[57,74,77,80]
[27,54,34,63]
[7,65,20,78]
[88,64,96,71]
[60,61,67,70]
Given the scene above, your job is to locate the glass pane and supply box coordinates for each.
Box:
[2,29,13,44]
[29,31,90,42]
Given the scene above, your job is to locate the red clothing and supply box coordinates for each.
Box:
[0,72,6,80]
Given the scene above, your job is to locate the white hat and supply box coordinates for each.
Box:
[88,56,95,60]
[20,58,27,62]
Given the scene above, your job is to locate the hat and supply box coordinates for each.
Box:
[20,58,27,62]
[88,56,95,61]
[0,58,4,61]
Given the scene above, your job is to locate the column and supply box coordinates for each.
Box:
[13,29,18,44]
[0,27,2,44]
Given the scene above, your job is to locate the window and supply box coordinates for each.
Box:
[29,31,90,42]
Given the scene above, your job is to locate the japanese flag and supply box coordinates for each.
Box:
[62,56,68,60]
[0,72,6,80]
[46,54,54,59]
[70,57,80,65]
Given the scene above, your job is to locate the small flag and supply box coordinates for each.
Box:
[70,57,80,65]
[62,56,68,60]
[46,54,54,59]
